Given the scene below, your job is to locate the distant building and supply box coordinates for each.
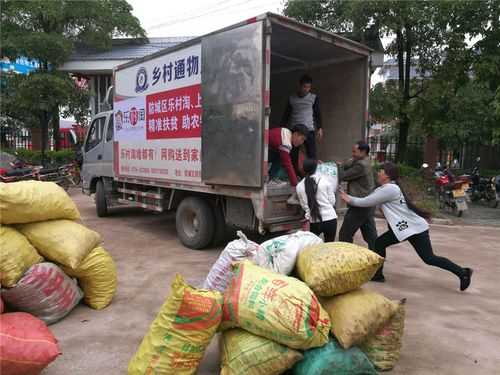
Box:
[375,58,431,84]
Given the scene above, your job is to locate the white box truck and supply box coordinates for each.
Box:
[81,13,374,249]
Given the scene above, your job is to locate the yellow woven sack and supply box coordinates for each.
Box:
[128,274,222,375]
[17,220,101,270]
[62,247,117,310]
[0,181,80,224]
[360,299,406,371]
[221,328,303,375]
[0,226,43,287]
[222,260,330,350]
[296,242,384,296]
[321,288,399,349]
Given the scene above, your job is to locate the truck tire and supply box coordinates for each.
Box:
[176,197,215,250]
[95,179,108,217]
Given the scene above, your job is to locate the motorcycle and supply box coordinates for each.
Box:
[435,167,469,217]
[470,166,499,208]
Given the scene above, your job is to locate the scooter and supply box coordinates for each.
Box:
[435,167,469,217]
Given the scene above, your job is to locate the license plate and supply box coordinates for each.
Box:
[456,198,467,211]
[453,189,465,198]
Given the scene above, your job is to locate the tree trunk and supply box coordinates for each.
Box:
[40,111,49,165]
[397,25,413,163]
[395,29,406,162]
[52,106,60,151]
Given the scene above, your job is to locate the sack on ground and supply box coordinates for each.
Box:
[62,246,117,310]
[18,219,101,270]
[128,274,222,375]
[321,288,399,349]
[292,338,377,375]
[360,298,406,371]
[203,231,261,292]
[297,242,383,296]
[0,180,80,224]
[255,231,323,275]
[222,261,330,350]
[221,328,302,375]
[2,263,83,325]
[0,226,43,287]
[0,312,60,375]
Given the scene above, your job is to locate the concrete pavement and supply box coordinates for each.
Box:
[43,190,500,375]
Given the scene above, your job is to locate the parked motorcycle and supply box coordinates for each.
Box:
[470,166,499,208]
[435,167,469,217]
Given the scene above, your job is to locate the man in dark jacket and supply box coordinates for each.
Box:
[282,74,323,165]
[338,141,377,250]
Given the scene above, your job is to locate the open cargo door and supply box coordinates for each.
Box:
[201,22,264,187]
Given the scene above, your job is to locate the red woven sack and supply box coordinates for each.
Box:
[0,312,60,375]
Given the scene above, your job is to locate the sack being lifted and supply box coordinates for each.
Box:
[222,261,331,350]
[0,180,80,224]
[0,226,43,288]
[128,274,223,375]
[203,231,261,292]
[18,219,101,270]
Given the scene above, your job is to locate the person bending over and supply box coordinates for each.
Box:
[268,124,308,186]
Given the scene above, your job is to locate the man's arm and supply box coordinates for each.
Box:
[281,98,292,127]
[279,149,298,186]
[313,96,322,129]
[339,162,365,182]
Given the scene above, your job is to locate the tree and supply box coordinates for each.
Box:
[283,0,499,162]
[1,0,145,156]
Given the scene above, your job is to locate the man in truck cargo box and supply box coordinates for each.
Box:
[268,124,309,187]
[282,74,323,165]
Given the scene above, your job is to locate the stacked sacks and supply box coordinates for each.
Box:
[203,231,262,292]
[294,241,406,372]
[0,181,118,324]
[254,231,323,275]
[221,261,331,350]
[128,275,223,375]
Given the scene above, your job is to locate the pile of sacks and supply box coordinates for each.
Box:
[0,181,118,322]
[127,231,405,374]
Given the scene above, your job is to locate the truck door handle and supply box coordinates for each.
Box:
[97,154,102,160]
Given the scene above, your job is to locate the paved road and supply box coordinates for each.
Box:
[442,200,500,227]
[44,190,500,375]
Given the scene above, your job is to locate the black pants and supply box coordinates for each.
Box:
[291,130,316,168]
[374,227,464,277]
[339,206,378,250]
[310,219,337,242]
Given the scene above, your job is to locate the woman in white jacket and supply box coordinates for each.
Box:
[296,159,337,242]
[340,162,473,291]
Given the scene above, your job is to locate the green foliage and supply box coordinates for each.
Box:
[13,148,76,166]
[284,0,500,161]
[0,0,145,151]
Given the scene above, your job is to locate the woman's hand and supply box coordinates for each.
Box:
[340,190,351,204]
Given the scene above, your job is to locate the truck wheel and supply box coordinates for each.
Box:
[176,197,215,250]
[95,180,108,217]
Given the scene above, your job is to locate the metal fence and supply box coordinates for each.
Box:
[0,125,32,150]
[369,140,424,168]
